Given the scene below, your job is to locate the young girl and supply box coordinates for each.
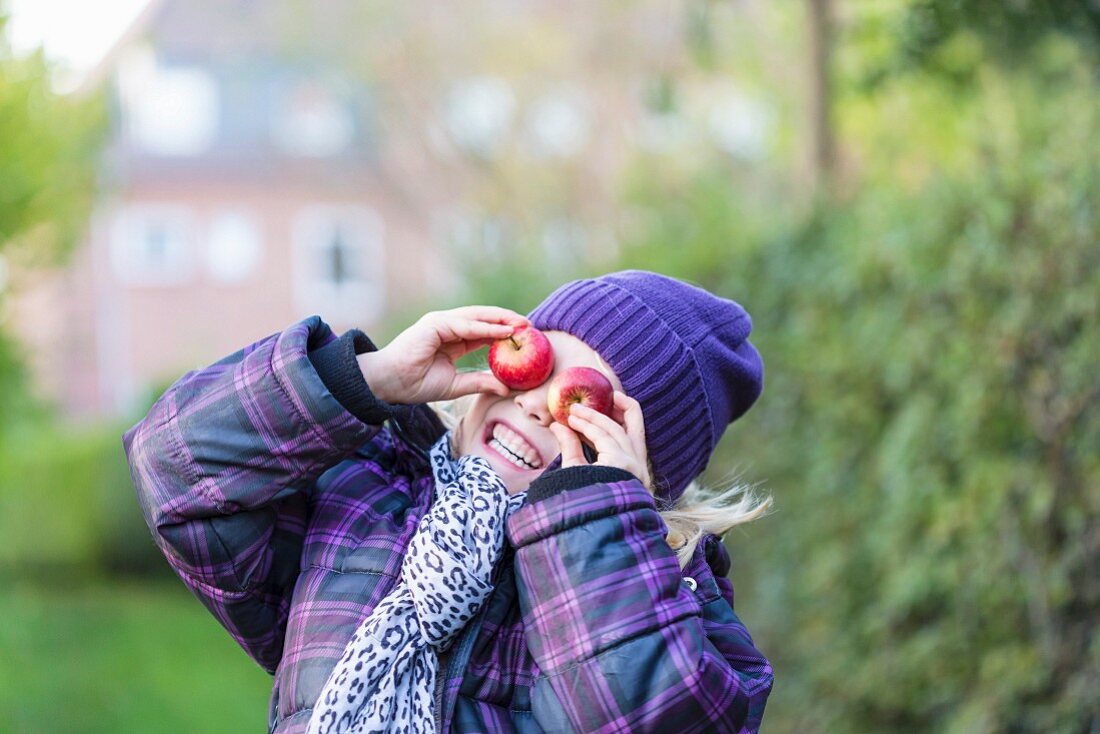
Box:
[124,270,774,733]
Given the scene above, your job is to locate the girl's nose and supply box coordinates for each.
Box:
[514,386,552,426]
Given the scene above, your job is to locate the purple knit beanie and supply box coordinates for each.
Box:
[528,270,763,505]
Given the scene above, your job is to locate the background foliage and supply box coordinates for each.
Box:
[726,67,1098,733]
[0,15,104,424]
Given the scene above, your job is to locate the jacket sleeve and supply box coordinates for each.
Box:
[508,467,774,733]
[122,316,390,674]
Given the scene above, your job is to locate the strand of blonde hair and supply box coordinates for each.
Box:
[662,478,772,568]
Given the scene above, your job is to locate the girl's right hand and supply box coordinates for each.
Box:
[357,306,529,405]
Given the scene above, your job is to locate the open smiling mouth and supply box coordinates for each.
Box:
[485,422,543,471]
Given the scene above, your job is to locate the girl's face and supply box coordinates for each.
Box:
[455,330,622,495]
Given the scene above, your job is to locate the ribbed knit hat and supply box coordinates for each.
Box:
[528,270,763,505]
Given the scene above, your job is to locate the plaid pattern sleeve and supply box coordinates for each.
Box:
[122,316,381,673]
[507,479,773,733]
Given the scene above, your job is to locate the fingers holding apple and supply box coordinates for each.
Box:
[433,305,531,333]
[545,365,616,459]
[611,391,648,474]
[428,308,528,361]
[546,374,651,487]
[565,404,630,455]
[565,404,651,488]
[362,306,528,404]
[545,366,614,424]
[548,421,588,467]
[447,369,512,400]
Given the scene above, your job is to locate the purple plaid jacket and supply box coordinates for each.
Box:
[123,316,773,733]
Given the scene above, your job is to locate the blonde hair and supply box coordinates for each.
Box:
[428,397,773,569]
[662,477,772,568]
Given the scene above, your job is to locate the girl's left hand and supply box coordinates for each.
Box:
[549,391,652,490]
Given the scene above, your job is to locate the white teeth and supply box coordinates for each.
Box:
[489,424,541,469]
[489,439,534,469]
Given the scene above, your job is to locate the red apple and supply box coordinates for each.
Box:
[546,366,615,424]
[488,325,555,390]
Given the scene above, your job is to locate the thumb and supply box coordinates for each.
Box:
[448,370,509,399]
[549,422,586,468]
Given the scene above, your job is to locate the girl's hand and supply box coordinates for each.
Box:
[358,306,528,404]
[549,391,652,489]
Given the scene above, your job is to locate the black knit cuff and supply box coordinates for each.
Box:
[526,465,636,504]
[308,329,395,425]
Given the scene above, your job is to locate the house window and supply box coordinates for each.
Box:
[206,211,263,283]
[436,207,510,261]
[271,79,355,157]
[119,48,219,156]
[110,205,196,286]
[292,206,384,325]
[706,87,771,160]
[525,88,591,158]
[445,76,516,158]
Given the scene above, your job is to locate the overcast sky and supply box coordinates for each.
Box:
[7,0,150,90]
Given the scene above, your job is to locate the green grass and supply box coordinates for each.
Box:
[0,578,273,733]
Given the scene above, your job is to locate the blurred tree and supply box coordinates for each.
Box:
[868,0,1100,84]
[0,21,104,258]
[0,16,105,425]
[808,0,836,189]
[903,0,1100,61]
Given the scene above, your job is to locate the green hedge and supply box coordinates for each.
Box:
[0,422,164,578]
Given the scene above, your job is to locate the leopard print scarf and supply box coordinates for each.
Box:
[307,433,526,734]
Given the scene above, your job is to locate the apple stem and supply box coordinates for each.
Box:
[509,337,519,350]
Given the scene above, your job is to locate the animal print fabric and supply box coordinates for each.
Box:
[307,433,526,734]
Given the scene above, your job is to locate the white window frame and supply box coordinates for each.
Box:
[271,79,355,157]
[205,209,264,284]
[119,49,220,157]
[109,204,197,286]
[291,205,385,325]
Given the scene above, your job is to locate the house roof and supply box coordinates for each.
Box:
[79,0,371,94]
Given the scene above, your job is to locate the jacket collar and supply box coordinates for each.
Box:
[388,403,447,476]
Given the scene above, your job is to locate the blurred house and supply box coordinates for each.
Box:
[10,0,463,419]
[7,0,775,420]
